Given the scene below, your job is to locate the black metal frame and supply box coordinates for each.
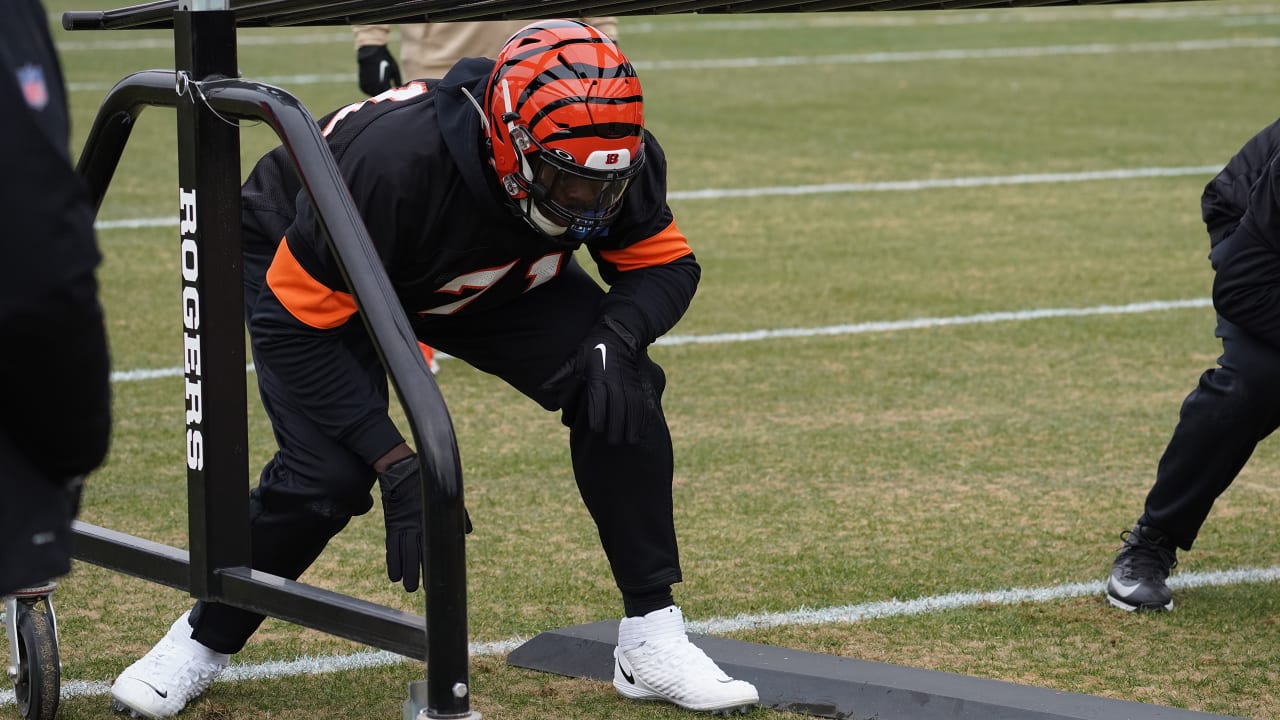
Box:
[68,7,473,720]
[60,0,1198,30]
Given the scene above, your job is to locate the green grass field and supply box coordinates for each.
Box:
[8,1,1280,718]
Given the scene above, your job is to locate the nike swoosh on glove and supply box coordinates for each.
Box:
[356,45,401,96]
[542,315,653,445]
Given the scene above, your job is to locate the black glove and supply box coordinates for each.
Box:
[542,315,652,445]
[377,455,473,592]
[378,454,424,592]
[357,45,401,96]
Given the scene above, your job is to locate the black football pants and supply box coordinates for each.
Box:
[191,257,679,654]
[417,258,682,598]
[1138,315,1280,550]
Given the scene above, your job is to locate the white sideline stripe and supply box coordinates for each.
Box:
[61,36,1280,92]
[691,566,1280,635]
[0,638,525,706]
[666,165,1221,201]
[4,565,1277,707]
[95,216,177,230]
[108,298,1213,384]
[93,164,1219,232]
[653,298,1213,347]
[635,36,1280,72]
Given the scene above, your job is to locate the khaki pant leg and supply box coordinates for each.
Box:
[400,18,621,81]
[352,23,391,49]
[400,21,528,81]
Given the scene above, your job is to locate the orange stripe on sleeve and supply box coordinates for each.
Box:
[265,237,358,329]
[598,221,692,272]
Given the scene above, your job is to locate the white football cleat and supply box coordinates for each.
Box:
[110,611,229,718]
[614,606,759,714]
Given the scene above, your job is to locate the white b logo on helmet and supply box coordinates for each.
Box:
[585,149,631,170]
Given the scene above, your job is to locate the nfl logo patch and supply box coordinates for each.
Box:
[18,64,49,111]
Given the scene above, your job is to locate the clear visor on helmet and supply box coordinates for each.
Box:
[526,144,645,234]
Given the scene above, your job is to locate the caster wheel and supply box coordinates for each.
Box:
[13,604,60,720]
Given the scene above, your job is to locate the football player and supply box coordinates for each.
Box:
[110,20,759,717]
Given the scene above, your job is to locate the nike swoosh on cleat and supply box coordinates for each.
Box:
[617,658,635,684]
[594,343,607,371]
[137,679,169,699]
[1108,576,1143,598]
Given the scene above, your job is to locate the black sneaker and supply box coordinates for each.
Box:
[1106,524,1177,611]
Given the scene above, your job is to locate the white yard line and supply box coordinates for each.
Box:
[633,36,1280,72]
[93,164,1221,232]
[4,564,1277,706]
[665,166,1222,201]
[109,297,1214,384]
[654,298,1214,347]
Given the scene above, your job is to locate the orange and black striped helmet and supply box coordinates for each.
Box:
[482,20,645,243]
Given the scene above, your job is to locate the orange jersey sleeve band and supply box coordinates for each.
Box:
[598,221,692,272]
[265,238,358,329]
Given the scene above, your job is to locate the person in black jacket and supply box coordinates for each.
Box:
[110,20,759,718]
[0,0,112,598]
[1106,118,1280,612]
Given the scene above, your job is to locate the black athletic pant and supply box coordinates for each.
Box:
[192,255,680,654]
[1139,315,1280,550]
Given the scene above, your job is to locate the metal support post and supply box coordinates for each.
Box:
[172,6,251,602]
